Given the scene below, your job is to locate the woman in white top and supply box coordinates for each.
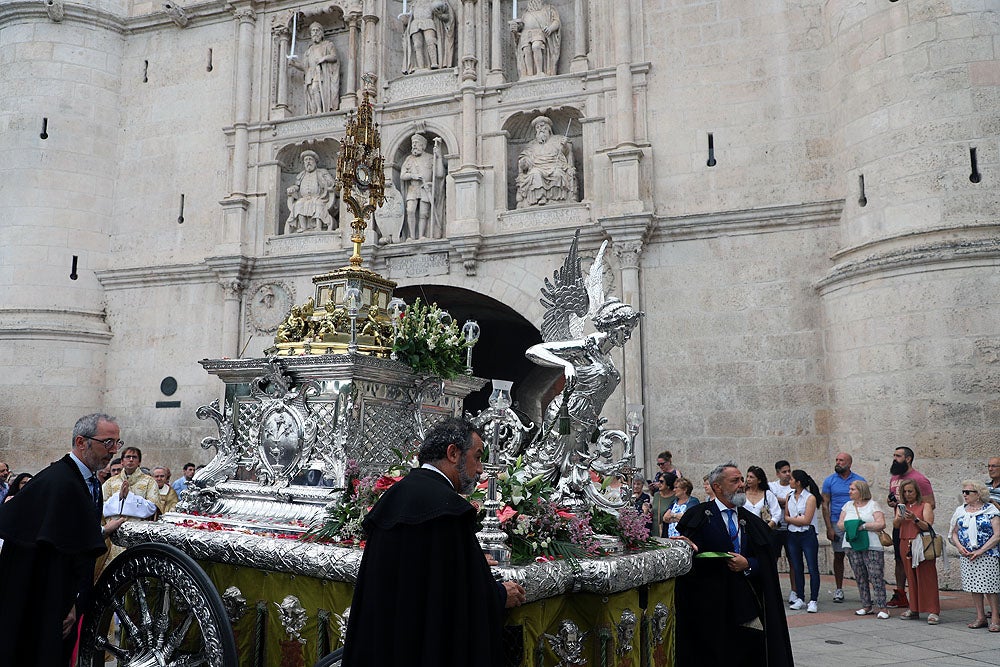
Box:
[743,465,781,529]
[784,469,823,612]
[836,479,889,618]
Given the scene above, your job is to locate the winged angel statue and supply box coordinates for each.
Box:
[523,231,643,509]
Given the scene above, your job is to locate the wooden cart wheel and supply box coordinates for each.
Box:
[78,542,238,667]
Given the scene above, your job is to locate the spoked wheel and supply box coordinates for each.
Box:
[78,542,238,667]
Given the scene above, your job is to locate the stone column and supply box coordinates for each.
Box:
[342,12,361,108]
[231,7,256,196]
[612,240,646,468]
[273,24,290,115]
[612,0,633,145]
[460,0,479,165]
[487,0,503,83]
[220,279,245,359]
[570,0,587,72]
[361,0,379,82]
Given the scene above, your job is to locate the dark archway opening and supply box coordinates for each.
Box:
[394,284,560,422]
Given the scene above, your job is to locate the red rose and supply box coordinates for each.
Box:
[497,505,517,523]
[374,475,402,492]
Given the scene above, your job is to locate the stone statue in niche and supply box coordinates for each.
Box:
[286,150,338,233]
[398,133,446,240]
[516,115,577,208]
[399,0,456,74]
[511,0,561,78]
[289,22,340,115]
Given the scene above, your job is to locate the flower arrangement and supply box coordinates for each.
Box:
[391,298,470,379]
[303,454,414,546]
[303,452,660,562]
[473,456,659,565]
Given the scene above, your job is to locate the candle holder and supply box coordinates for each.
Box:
[461,320,480,374]
[624,403,644,482]
[388,297,405,360]
[477,379,514,566]
[345,287,361,355]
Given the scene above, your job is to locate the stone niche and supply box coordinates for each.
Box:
[504,107,584,210]
[387,129,451,243]
[283,7,349,118]
[275,140,342,236]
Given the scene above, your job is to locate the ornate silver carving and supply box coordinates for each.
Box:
[651,602,669,645]
[78,547,231,666]
[223,586,248,623]
[334,606,351,646]
[517,231,643,510]
[544,619,587,666]
[616,609,636,656]
[115,522,692,598]
[275,595,308,644]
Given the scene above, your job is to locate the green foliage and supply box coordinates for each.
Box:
[391,298,470,379]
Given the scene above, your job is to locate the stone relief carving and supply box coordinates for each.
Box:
[163,2,189,28]
[399,0,456,73]
[511,0,561,79]
[286,150,339,233]
[376,180,405,242]
[44,0,65,22]
[516,115,577,208]
[247,281,295,334]
[398,133,446,240]
[289,22,341,115]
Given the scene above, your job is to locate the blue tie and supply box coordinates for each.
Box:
[725,509,739,551]
[88,475,102,511]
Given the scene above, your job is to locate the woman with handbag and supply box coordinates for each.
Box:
[743,465,781,529]
[894,479,940,624]
[949,480,1000,631]
[836,480,890,619]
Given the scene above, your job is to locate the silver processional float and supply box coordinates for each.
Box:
[82,76,690,667]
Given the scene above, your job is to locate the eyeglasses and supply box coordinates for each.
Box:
[84,436,124,449]
[657,462,668,467]
[962,490,976,495]
[989,465,1000,469]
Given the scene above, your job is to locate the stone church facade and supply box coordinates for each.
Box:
[1,0,997,510]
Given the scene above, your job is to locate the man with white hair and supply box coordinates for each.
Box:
[675,462,793,666]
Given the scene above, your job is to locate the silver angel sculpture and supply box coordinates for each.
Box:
[523,231,643,510]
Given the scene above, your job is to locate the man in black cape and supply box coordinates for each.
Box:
[0,413,125,665]
[675,462,793,667]
[343,417,526,666]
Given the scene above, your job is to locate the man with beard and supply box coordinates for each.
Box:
[675,462,793,667]
[821,452,865,603]
[342,417,526,666]
[887,446,935,609]
[0,413,126,664]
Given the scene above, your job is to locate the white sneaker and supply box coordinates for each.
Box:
[789,599,805,610]
[807,601,818,613]
[789,591,800,604]
[876,611,890,619]
[833,589,844,603]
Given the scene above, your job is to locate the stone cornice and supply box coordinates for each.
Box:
[0,0,232,33]
[816,234,1000,295]
[650,200,843,243]
[96,262,215,290]
[0,308,112,343]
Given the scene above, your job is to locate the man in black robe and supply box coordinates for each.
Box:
[0,413,126,665]
[343,417,526,666]
[675,462,794,667]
